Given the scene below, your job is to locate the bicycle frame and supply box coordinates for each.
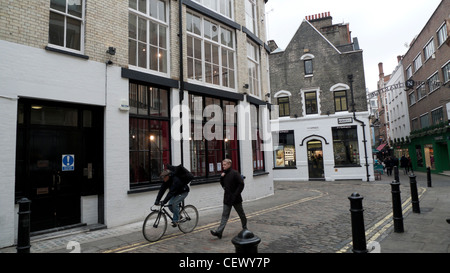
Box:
[151,200,186,225]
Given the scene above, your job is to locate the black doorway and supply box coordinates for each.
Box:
[15,99,104,232]
[307,140,324,180]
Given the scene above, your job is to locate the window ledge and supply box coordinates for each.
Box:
[253,171,269,177]
[334,164,362,168]
[45,46,89,60]
[127,178,221,194]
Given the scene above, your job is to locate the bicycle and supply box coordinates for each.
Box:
[142,201,199,242]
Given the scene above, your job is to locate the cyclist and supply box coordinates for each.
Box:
[154,169,190,227]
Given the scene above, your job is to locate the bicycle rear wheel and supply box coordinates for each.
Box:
[178,205,198,233]
[143,211,167,242]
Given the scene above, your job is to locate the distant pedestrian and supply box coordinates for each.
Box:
[400,155,409,174]
[385,157,393,176]
[210,159,247,239]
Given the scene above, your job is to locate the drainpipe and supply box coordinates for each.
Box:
[348,74,370,182]
[178,0,184,166]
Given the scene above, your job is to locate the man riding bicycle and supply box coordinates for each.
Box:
[155,169,190,227]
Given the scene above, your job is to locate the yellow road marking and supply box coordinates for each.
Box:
[104,190,327,253]
[336,187,427,253]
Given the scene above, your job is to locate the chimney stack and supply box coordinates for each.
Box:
[306,12,331,21]
[378,62,384,78]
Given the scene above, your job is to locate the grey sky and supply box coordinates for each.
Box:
[265,0,442,92]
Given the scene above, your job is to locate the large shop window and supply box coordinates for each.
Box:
[332,126,360,166]
[273,131,296,168]
[251,104,265,172]
[189,94,239,179]
[129,82,170,188]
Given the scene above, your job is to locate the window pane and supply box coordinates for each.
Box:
[129,39,137,66]
[129,13,137,39]
[138,0,146,13]
[159,25,167,48]
[138,17,147,43]
[149,45,158,70]
[66,17,81,50]
[51,0,66,12]
[158,0,166,22]
[304,60,313,75]
[68,0,82,18]
[49,12,65,46]
[138,85,148,115]
[138,42,147,68]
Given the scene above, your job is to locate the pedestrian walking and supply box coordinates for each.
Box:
[400,155,409,174]
[385,157,393,176]
[210,159,247,239]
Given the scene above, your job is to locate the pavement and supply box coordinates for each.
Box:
[1,169,450,255]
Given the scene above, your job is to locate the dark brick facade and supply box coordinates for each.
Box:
[269,16,367,117]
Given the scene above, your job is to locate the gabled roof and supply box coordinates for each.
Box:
[301,19,342,54]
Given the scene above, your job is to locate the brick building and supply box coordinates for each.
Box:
[0,0,274,248]
[402,0,450,173]
[269,13,374,182]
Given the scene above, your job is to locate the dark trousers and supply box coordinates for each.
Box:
[216,203,247,234]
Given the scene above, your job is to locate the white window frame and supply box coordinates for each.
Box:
[413,53,422,73]
[442,61,450,84]
[301,88,320,116]
[245,0,258,35]
[437,21,448,47]
[247,40,261,98]
[128,0,170,75]
[427,72,440,93]
[186,11,237,90]
[423,38,435,61]
[406,65,413,79]
[192,0,234,19]
[409,91,416,106]
[48,0,85,54]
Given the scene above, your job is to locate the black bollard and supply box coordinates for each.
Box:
[348,192,368,253]
[426,167,432,187]
[390,181,404,233]
[17,198,31,253]
[409,174,421,213]
[394,166,399,182]
[231,229,261,253]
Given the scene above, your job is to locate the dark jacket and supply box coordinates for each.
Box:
[220,168,244,206]
[155,175,189,205]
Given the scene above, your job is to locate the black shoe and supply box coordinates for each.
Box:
[446,219,450,224]
[171,221,178,227]
[210,230,222,239]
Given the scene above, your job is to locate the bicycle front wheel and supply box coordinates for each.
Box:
[178,205,198,233]
[143,211,167,242]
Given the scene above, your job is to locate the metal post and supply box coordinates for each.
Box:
[394,166,399,182]
[409,174,421,213]
[17,198,31,253]
[427,167,432,187]
[390,181,404,233]
[348,192,368,253]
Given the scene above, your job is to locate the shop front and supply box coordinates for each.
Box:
[409,130,450,173]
